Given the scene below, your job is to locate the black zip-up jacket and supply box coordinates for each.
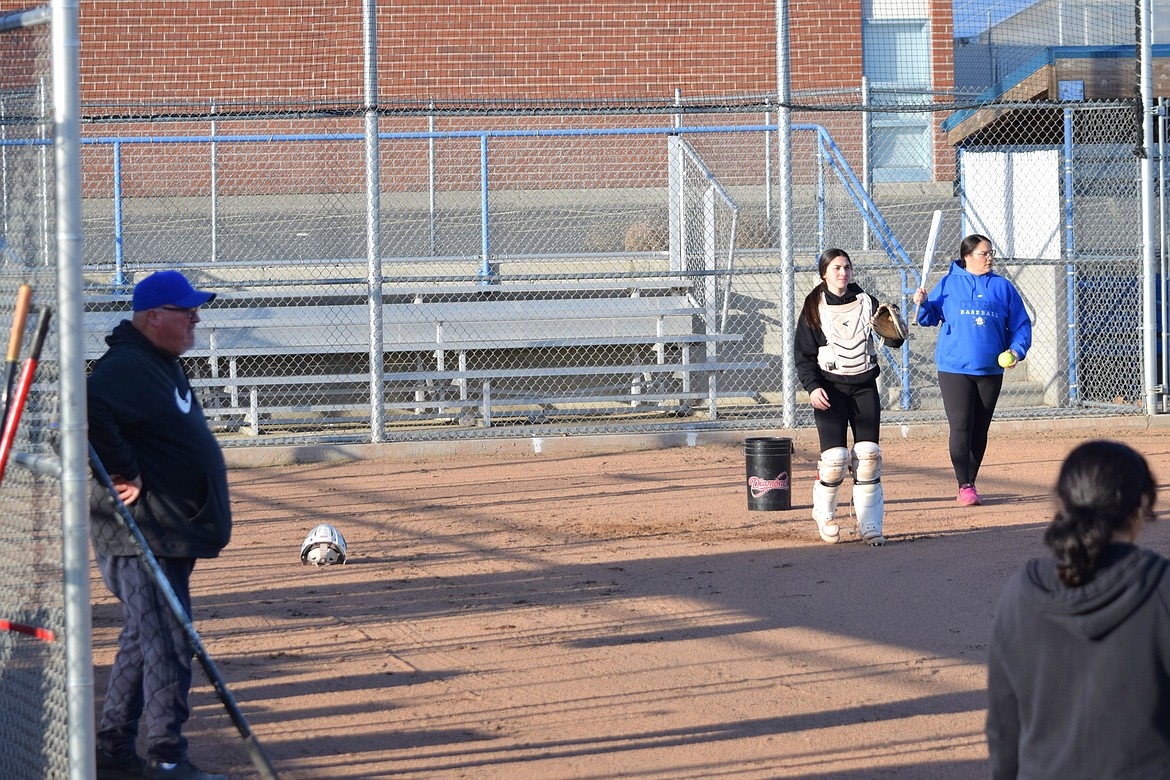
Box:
[88,321,232,559]
[986,543,1170,779]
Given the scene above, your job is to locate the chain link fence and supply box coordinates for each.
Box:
[0,13,69,780]
[71,94,1151,445]
[0,6,1152,451]
[55,0,1157,445]
[0,3,1163,778]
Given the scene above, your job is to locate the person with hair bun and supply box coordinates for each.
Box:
[985,440,1170,779]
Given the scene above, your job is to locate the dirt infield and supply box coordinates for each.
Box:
[90,418,1170,779]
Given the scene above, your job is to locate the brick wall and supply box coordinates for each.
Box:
[0,1,958,106]
[70,1,366,106]
[380,1,777,101]
[931,0,957,180]
[789,0,863,92]
[0,1,957,185]
[0,1,786,105]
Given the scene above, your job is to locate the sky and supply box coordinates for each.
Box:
[953,0,1040,39]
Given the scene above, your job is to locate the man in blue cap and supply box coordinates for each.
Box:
[89,270,232,780]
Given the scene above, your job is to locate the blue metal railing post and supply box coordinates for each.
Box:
[112,140,124,286]
[815,134,825,256]
[763,109,772,236]
[899,268,911,409]
[1,101,7,237]
[1161,98,1169,413]
[479,134,494,283]
[1063,108,1078,405]
[958,147,969,237]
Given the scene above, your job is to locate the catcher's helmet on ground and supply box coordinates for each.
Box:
[300,523,347,566]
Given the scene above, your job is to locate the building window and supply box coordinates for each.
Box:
[863,18,932,182]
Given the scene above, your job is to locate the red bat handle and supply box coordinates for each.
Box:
[0,619,55,642]
[0,360,37,483]
[0,308,51,485]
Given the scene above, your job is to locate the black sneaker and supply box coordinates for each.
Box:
[96,747,146,780]
[144,759,229,780]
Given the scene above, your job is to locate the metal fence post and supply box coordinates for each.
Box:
[362,0,384,442]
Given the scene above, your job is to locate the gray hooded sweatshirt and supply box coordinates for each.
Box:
[986,543,1170,779]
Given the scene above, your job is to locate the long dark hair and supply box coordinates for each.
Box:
[1043,440,1157,587]
[957,234,991,269]
[799,248,851,332]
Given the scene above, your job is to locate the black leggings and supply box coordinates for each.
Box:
[813,379,881,452]
[937,371,1003,486]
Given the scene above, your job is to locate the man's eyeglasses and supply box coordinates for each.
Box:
[159,306,200,320]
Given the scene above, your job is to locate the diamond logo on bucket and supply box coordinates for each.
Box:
[748,472,789,498]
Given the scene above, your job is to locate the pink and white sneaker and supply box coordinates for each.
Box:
[957,483,982,506]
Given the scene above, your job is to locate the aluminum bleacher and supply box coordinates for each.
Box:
[85,277,764,435]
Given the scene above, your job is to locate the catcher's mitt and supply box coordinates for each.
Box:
[870,303,908,342]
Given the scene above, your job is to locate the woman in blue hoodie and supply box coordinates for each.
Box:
[911,234,1032,506]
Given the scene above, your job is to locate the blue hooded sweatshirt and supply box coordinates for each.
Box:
[916,260,1032,375]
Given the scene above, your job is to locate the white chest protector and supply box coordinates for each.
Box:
[816,294,877,376]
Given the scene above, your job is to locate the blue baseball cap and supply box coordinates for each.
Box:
[132,270,216,312]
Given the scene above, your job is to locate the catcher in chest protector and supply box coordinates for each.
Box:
[794,248,908,546]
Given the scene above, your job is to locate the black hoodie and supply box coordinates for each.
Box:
[88,320,232,559]
[986,543,1170,779]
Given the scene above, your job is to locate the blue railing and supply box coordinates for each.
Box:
[797,123,915,271]
[796,123,915,409]
[5,122,915,278]
[3,121,919,407]
[79,125,772,285]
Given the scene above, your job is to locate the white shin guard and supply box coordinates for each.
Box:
[812,447,850,544]
[851,441,885,545]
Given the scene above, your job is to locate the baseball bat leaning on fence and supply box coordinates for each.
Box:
[0,284,33,435]
[0,306,51,486]
[88,443,281,780]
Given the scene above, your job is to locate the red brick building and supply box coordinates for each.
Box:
[1,0,956,181]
